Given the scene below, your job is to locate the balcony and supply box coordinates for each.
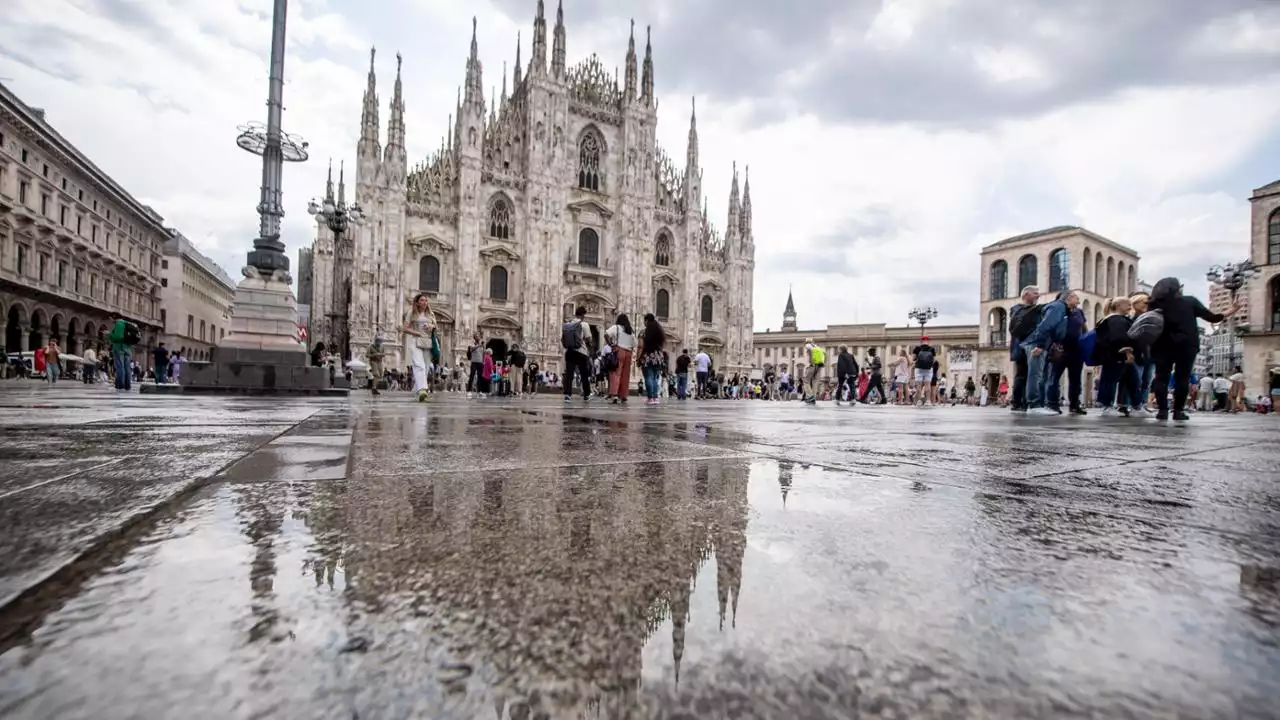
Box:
[563,261,614,288]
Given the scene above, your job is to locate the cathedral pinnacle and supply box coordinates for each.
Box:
[384,50,406,180]
[357,45,381,176]
[742,165,753,234]
[337,160,346,205]
[513,32,523,87]
[464,17,484,105]
[324,158,334,202]
[532,0,547,74]
[641,25,654,105]
[624,19,637,102]
[501,61,508,106]
[551,0,566,77]
[685,97,699,184]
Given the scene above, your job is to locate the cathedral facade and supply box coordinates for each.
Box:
[304,1,756,373]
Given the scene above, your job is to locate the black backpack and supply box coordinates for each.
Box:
[122,322,141,345]
[561,320,584,351]
[1009,304,1043,341]
[916,347,935,367]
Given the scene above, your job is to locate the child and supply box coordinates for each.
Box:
[482,350,495,397]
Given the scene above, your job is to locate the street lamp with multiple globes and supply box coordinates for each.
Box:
[308,161,363,364]
[908,306,938,340]
[1206,260,1256,372]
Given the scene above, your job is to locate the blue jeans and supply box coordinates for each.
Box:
[1128,361,1154,408]
[46,363,60,384]
[1097,362,1128,407]
[676,372,688,399]
[155,362,169,384]
[643,366,661,399]
[1021,344,1047,408]
[113,348,132,390]
[1046,357,1083,409]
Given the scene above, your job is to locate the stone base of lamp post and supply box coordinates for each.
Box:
[177,266,348,395]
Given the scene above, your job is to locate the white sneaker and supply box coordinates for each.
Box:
[1101,406,1118,417]
[1030,407,1058,416]
[466,392,472,399]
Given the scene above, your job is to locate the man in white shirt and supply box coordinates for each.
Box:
[694,350,712,399]
[1196,373,1215,411]
[1212,374,1230,411]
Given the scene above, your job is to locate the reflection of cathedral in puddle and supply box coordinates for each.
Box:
[338,450,750,717]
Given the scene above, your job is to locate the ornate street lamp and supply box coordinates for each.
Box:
[908,306,938,340]
[1206,260,1256,372]
[308,161,363,364]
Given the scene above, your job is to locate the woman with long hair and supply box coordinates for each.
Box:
[404,293,437,401]
[1147,277,1237,421]
[638,313,667,405]
[605,313,636,404]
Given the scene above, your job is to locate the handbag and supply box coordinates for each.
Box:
[1047,342,1065,365]
[430,331,441,364]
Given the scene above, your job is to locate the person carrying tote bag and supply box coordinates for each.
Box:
[404,293,438,401]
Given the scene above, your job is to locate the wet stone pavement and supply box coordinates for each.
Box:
[0,385,1278,719]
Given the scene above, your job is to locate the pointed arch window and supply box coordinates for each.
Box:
[656,289,670,320]
[419,255,440,293]
[578,228,600,267]
[700,295,713,323]
[1017,254,1038,291]
[988,307,1008,346]
[989,260,1008,300]
[489,266,509,301]
[578,132,602,192]
[1048,248,1070,293]
[488,195,512,239]
[655,232,672,267]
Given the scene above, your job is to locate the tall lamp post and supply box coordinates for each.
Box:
[183,0,332,393]
[1206,260,1256,373]
[308,161,363,364]
[908,306,938,340]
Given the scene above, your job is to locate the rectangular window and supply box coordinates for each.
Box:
[160,308,167,329]
[19,181,28,204]
[16,245,27,275]
[187,315,194,337]
[220,328,225,340]
[200,320,206,341]
[161,259,169,270]
[57,261,67,287]
[74,268,82,293]
[61,177,67,191]
[161,277,168,287]
[59,205,67,225]
[90,275,97,297]
[42,163,49,177]
[91,225,98,242]
[40,194,49,216]
[76,216,83,235]
[93,200,98,211]
[21,148,29,163]
[39,253,48,281]
[78,189,83,202]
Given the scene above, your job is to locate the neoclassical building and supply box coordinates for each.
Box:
[157,230,236,361]
[974,226,1141,397]
[0,81,166,363]
[1240,178,1280,395]
[753,291,981,391]
[305,3,755,372]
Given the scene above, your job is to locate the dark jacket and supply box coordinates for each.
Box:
[836,351,858,376]
[867,354,883,374]
[1091,315,1133,366]
[1148,277,1223,351]
[507,349,526,368]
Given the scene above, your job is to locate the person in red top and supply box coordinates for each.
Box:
[34,346,46,374]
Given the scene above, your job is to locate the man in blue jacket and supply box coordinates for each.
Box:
[1020,291,1074,415]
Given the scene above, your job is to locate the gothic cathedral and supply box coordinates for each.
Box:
[304,1,756,373]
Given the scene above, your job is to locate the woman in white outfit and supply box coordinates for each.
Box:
[404,293,437,397]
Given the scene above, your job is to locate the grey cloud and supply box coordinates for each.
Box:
[493,0,1280,128]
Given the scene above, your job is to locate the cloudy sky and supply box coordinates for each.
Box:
[3,0,1278,330]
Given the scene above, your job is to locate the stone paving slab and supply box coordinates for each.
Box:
[0,391,1277,719]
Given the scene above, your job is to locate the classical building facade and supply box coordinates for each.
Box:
[1240,178,1280,395]
[157,230,236,362]
[0,81,165,362]
[304,3,755,372]
[753,291,980,391]
[975,226,1141,397]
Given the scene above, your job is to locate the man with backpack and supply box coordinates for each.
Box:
[910,337,937,406]
[1006,285,1042,412]
[107,314,140,391]
[561,306,593,402]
